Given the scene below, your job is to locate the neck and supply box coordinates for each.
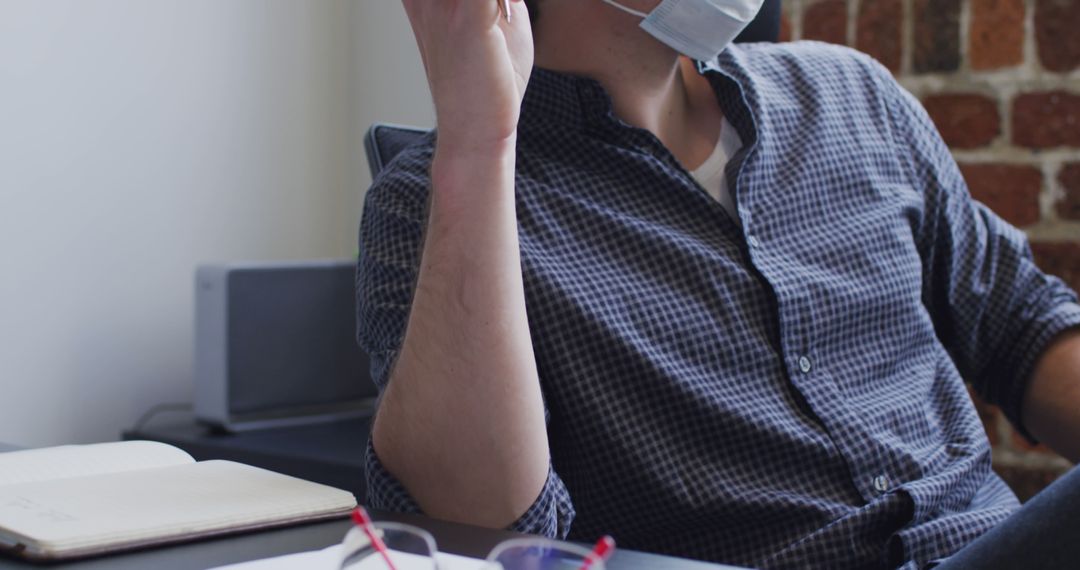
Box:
[533,1,724,169]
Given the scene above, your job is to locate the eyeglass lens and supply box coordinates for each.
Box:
[340,526,437,570]
[490,544,604,570]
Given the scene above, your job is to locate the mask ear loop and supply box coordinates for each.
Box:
[600,0,649,18]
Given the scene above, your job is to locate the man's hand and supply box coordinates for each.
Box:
[1022,328,1080,462]
[401,0,534,154]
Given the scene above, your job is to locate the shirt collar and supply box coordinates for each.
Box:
[519,46,760,152]
[519,66,611,134]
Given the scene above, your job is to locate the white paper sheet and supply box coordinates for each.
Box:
[209,544,487,570]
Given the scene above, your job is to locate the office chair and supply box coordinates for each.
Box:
[363,0,783,178]
[364,123,431,180]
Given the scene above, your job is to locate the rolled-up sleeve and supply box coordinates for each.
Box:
[871,60,1080,439]
[364,436,576,537]
[356,142,576,537]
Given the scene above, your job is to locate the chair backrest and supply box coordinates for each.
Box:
[363,0,783,178]
[364,122,430,180]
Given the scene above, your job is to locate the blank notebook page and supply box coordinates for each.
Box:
[0,441,194,487]
[0,460,355,555]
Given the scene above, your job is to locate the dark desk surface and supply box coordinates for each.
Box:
[0,443,742,570]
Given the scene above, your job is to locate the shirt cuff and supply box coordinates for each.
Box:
[363,437,576,538]
[1004,301,1080,442]
[363,436,424,515]
[506,463,576,539]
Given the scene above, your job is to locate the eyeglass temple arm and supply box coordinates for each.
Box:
[352,508,401,570]
[579,535,616,570]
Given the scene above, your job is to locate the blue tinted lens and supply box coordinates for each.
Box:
[494,544,597,569]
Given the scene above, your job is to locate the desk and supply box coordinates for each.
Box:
[0,443,740,570]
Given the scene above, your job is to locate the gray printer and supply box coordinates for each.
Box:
[194,259,375,432]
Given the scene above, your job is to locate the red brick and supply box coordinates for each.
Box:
[1013,91,1080,149]
[1031,242,1080,293]
[804,0,848,45]
[1036,0,1080,72]
[922,94,1000,148]
[856,0,903,73]
[913,0,961,73]
[1057,163,1080,221]
[970,0,1025,70]
[959,164,1043,227]
[779,11,793,42]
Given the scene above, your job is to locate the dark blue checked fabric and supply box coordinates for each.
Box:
[356,40,1080,569]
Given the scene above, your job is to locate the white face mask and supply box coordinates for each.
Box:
[600,0,765,62]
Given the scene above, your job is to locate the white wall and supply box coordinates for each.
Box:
[351,0,436,192]
[0,0,435,447]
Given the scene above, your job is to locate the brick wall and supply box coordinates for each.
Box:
[780,0,1079,501]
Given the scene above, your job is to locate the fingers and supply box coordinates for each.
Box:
[495,0,532,36]
[400,0,530,78]
[404,0,503,34]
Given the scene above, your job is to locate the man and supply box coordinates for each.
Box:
[356,1,1080,567]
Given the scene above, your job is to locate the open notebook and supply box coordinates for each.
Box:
[0,441,356,562]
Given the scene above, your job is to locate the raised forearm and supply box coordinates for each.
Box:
[1022,328,1080,463]
[371,137,549,529]
[373,0,545,529]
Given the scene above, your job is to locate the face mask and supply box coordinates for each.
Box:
[600,0,765,62]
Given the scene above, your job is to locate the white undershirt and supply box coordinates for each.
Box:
[689,117,742,224]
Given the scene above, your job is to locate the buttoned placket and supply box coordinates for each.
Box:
[700,73,897,504]
[584,60,901,505]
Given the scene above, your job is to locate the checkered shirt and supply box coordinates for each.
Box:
[356,41,1080,569]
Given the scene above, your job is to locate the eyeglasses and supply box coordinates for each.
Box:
[340,508,614,570]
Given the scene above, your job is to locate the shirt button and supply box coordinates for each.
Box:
[747,235,761,249]
[874,475,890,493]
[798,356,812,374]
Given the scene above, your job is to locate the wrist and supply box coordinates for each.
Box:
[432,132,517,185]
[434,129,517,162]
[428,131,518,212]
